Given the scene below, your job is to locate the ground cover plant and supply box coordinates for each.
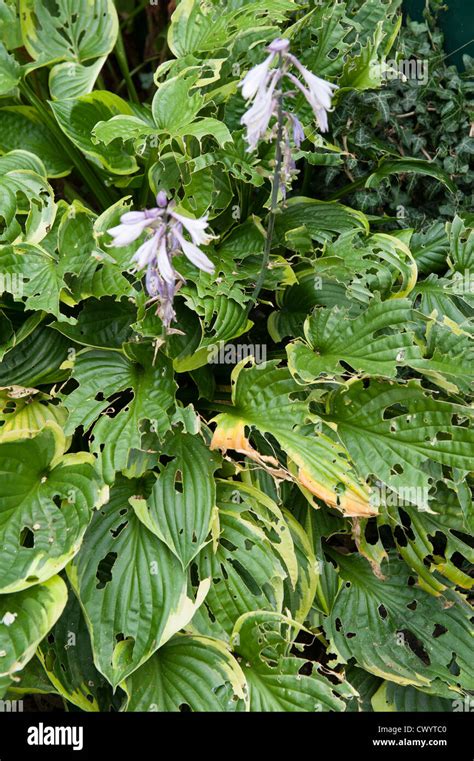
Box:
[0,0,472,713]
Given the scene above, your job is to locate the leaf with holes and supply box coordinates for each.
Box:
[210,360,373,517]
[131,432,220,568]
[231,612,351,711]
[0,426,104,593]
[122,634,248,712]
[67,475,208,688]
[287,298,422,383]
[63,343,176,483]
[19,0,118,68]
[0,575,67,679]
[325,379,474,509]
[325,552,473,695]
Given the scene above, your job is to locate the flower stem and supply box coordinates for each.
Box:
[114,27,140,104]
[19,81,116,211]
[246,71,285,317]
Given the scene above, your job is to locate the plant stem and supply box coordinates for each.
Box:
[19,81,115,210]
[114,27,139,104]
[246,72,285,318]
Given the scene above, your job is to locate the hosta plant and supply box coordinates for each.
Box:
[0,0,472,713]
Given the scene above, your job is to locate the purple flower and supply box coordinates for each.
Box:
[107,192,216,330]
[239,37,338,150]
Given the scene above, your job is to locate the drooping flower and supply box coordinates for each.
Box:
[239,37,338,151]
[107,192,216,331]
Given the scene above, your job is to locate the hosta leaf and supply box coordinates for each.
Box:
[409,321,474,396]
[447,215,474,272]
[67,476,207,688]
[152,74,204,132]
[0,244,66,318]
[0,171,56,245]
[325,379,474,508]
[0,149,47,177]
[0,388,68,443]
[131,432,220,568]
[0,40,20,94]
[231,612,349,712]
[287,298,422,383]
[0,575,67,678]
[0,106,72,177]
[51,298,135,350]
[412,273,472,328]
[210,360,373,517]
[20,0,118,67]
[172,295,252,372]
[122,634,248,712]
[167,0,294,57]
[0,426,103,593]
[51,93,138,174]
[191,518,285,639]
[365,158,457,195]
[325,552,473,695]
[379,484,474,594]
[63,343,176,483]
[49,57,107,101]
[410,222,448,274]
[7,655,57,696]
[0,325,71,387]
[38,589,112,711]
[274,198,369,246]
[381,682,454,712]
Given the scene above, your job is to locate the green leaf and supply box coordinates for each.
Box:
[51,92,138,175]
[325,379,474,508]
[211,360,373,517]
[63,343,176,483]
[192,482,293,638]
[231,612,349,711]
[0,426,103,593]
[0,170,56,244]
[379,483,474,594]
[49,57,107,100]
[0,244,66,318]
[152,74,204,131]
[123,634,248,712]
[287,298,422,383]
[20,0,118,67]
[7,656,57,696]
[325,552,473,695]
[67,476,206,688]
[0,41,20,94]
[38,589,112,711]
[131,432,220,568]
[0,388,68,443]
[275,198,369,244]
[0,106,72,177]
[0,326,72,387]
[381,682,455,712]
[0,575,67,679]
[365,158,457,194]
[167,0,295,57]
[51,298,135,350]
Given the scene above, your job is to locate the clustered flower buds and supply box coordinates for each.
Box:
[107,191,215,330]
[239,37,338,158]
